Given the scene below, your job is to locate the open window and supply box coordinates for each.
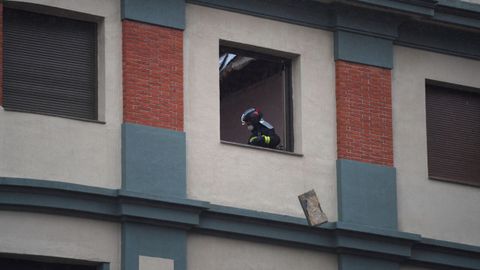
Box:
[219,44,293,152]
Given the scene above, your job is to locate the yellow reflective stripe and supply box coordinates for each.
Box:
[249,137,256,143]
[264,135,270,144]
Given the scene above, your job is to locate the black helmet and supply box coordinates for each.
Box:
[241,107,262,126]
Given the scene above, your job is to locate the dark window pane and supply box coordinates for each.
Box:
[3,8,97,120]
[0,257,97,270]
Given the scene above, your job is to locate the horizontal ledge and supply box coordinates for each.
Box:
[0,177,117,197]
[220,140,303,157]
[207,204,310,226]
[2,108,105,124]
[335,222,421,242]
[118,189,210,209]
[1,177,479,269]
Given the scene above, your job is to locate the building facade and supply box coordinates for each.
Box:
[0,0,479,269]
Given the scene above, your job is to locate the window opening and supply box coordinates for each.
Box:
[0,257,97,270]
[219,45,293,152]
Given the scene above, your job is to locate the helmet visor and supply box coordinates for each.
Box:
[240,108,256,125]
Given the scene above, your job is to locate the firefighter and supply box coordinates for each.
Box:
[240,107,280,149]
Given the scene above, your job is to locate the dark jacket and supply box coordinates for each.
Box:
[248,121,280,149]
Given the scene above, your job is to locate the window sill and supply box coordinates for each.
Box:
[220,140,303,157]
[429,176,480,188]
[3,108,106,124]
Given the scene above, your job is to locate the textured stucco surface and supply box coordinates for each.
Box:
[0,211,121,269]
[184,4,337,218]
[0,0,122,189]
[187,234,337,270]
[393,46,480,246]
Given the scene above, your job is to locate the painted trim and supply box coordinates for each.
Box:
[342,0,436,16]
[187,0,333,30]
[122,223,186,270]
[335,222,420,241]
[437,0,480,13]
[121,0,185,30]
[410,239,480,270]
[339,254,399,270]
[396,20,480,60]
[0,177,205,226]
[334,31,393,69]
[333,5,400,39]
[122,123,186,198]
[433,10,480,29]
[1,178,479,269]
[337,160,398,230]
[188,0,480,63]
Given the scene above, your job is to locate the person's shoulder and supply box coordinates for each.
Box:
[259,119,274,129]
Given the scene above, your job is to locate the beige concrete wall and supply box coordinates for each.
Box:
[0,211,121,269]
[0,0,122,189]
[184,4,337,218]
[393,46,480,246]
[187,234,337,270]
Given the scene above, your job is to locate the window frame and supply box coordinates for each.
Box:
[219,43,295,152]
[425,79,480,187]
[2,3,103,123]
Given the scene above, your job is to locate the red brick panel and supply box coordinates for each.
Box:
[336,61,393,166]
[123,20,183,131]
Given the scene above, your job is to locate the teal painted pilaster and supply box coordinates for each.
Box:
[333,4,398,68]
[122,123,186,198]
[336,160,399,270]
[122,223,186,270]
[337,159,397,230]
[121,0,185,29]
[334,31,394,69]
[339,254,399,270]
